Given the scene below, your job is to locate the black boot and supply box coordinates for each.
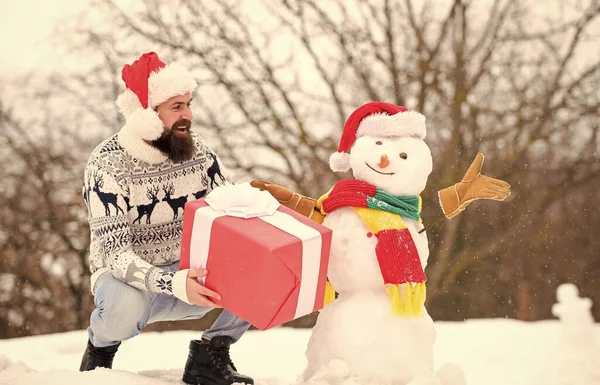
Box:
[182,337,254,385]
[79,339,120,371]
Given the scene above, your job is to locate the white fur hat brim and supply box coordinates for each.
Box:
[357,111,426,139]
[147,62,197,108]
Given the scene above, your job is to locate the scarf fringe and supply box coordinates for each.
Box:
[323,280,336,309]
[320,279,426,317]
[386,282,426,317]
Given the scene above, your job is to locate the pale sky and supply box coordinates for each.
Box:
[1,0,597,78]
[0,0,90,75]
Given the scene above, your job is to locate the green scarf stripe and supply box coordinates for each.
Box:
[365,189,422,222]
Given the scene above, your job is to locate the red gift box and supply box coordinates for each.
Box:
[179,194,332,330]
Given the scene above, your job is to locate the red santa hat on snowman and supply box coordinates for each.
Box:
[329,102,427,172]
[115,52,197,140]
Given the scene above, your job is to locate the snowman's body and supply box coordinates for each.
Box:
[324,208,431,295]
[301,110,464,385]
[303,208,436,384]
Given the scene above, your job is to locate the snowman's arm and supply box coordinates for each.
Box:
[437,153,512,219]
[249,180,326,224]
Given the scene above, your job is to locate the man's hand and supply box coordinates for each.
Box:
[186,269,223,308]
[438,153,511,219]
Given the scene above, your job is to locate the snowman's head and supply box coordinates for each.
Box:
[330,102,432,196]
[349,134,432,196]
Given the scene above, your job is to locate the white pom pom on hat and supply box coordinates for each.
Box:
[329,102,426,172]
[126,108,165,141]
[115,52,197,141]
[329,151,352,173]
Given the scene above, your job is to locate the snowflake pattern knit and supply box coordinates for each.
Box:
[83,131,233,295]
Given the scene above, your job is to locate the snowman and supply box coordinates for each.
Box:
[551,283,595,333]
[300,102,466,385]
[250,101,510,385]
[539,285,600,385]
[551,283,599,357]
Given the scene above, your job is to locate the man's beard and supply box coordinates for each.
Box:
[151,119,195,163]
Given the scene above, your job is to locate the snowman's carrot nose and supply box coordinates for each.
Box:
[378,154,390,168]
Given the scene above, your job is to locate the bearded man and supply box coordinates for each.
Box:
[80,52,253,385]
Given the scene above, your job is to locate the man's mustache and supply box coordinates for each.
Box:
[170,119,192,132]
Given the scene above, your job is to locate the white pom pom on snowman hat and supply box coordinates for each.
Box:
[329,102,426,172]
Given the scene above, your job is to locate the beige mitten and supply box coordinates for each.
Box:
[249,180,326,224]
[438,153,511,219]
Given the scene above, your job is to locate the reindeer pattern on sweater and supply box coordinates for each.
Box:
[83,131,233,295]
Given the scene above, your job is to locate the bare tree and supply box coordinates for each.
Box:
[77,0,599,321]
[0,87,94,336]
[2,0,599,337]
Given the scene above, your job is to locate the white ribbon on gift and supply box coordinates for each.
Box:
[189,182,323,319]
[204,182,280,218]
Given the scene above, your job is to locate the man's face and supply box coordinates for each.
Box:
[152,92,195,163]
[156,92,193,129]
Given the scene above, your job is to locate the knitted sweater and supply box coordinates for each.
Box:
[82,128,233,301]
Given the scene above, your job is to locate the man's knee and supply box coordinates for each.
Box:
[92,273,151,340]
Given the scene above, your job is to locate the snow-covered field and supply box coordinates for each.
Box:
[1,318,599,385]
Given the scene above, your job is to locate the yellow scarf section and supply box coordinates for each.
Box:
[318,199,426,318]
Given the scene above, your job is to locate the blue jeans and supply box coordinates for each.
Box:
[87,262,251,348]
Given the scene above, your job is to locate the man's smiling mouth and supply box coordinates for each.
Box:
[365,162,395,175]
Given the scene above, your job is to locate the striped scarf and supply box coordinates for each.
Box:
[318,179,426,317]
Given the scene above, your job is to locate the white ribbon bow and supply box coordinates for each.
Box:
[204,182,280,218]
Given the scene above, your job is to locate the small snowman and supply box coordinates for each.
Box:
[551,283,598,350]
[301,102,466,385]
[545,283,600,384]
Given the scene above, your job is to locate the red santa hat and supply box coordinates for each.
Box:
[329,101,427,172]
[115,52,197,140]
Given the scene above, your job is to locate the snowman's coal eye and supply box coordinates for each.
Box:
[375,141,383,145]
[400,152,408,159]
